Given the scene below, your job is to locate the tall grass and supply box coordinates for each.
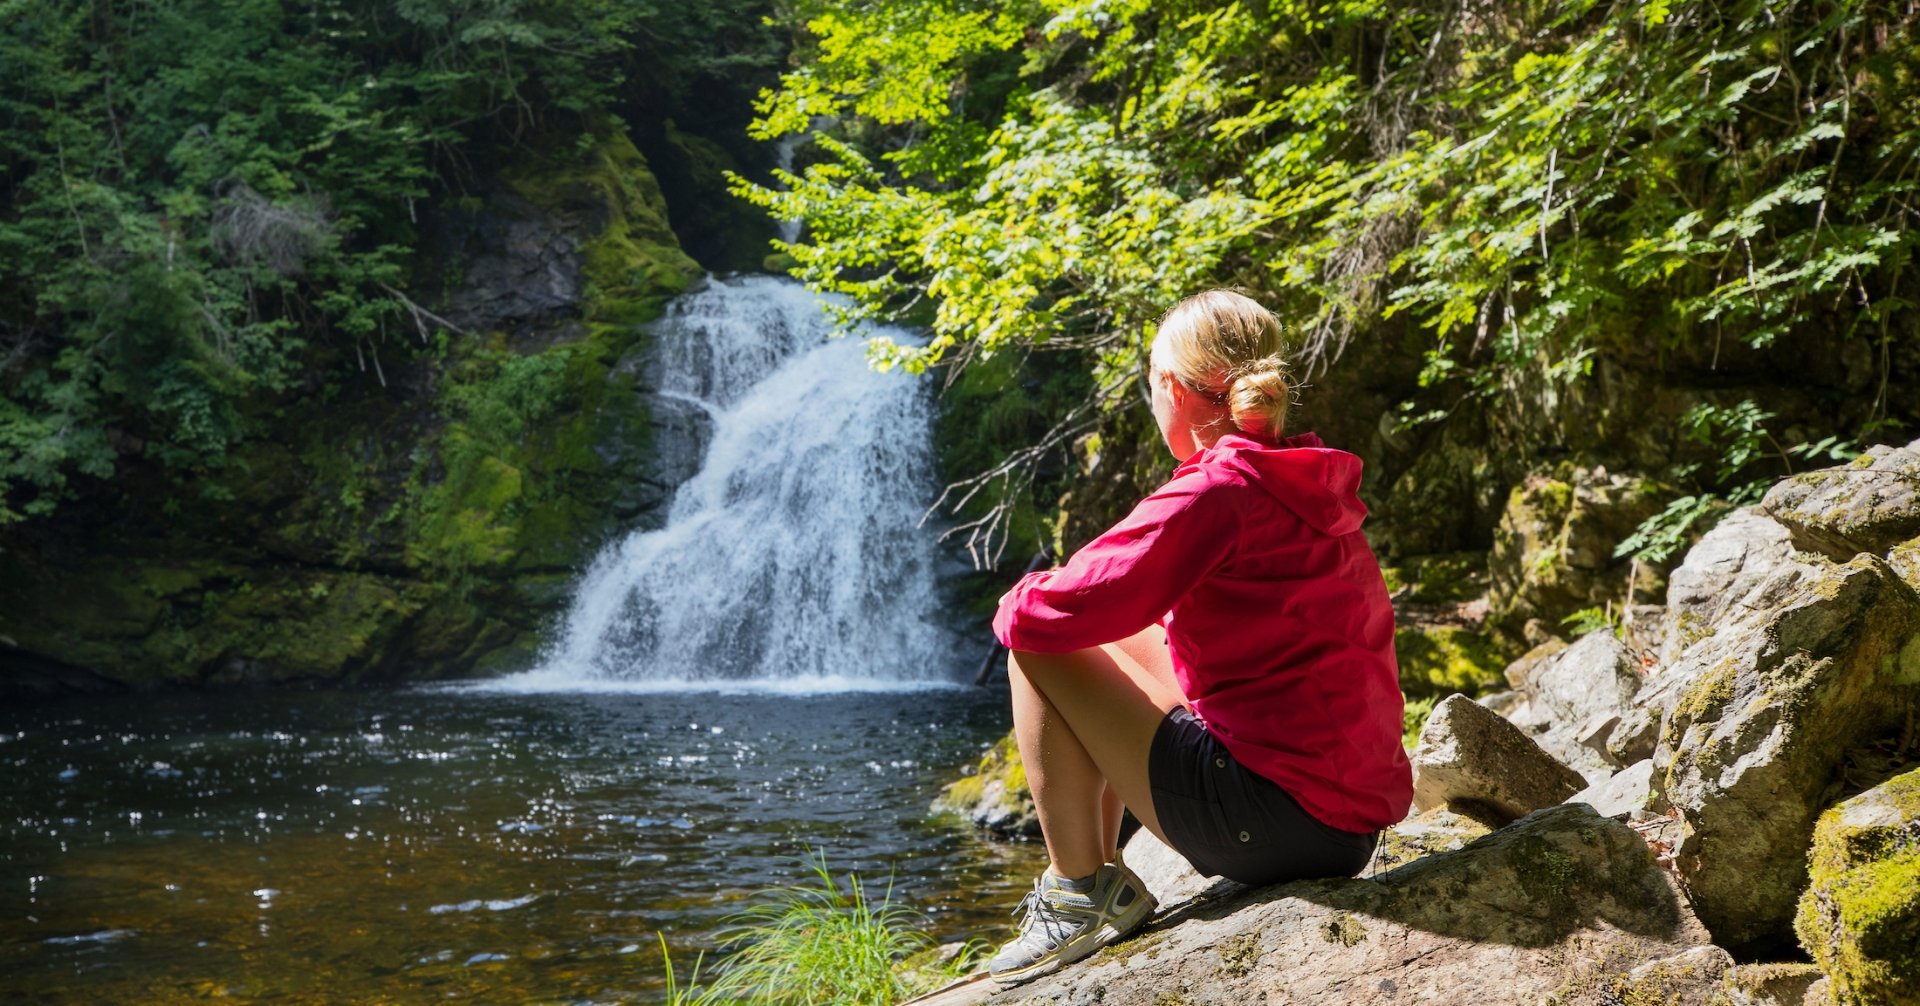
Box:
[658,851,976,1006]
[658,934,728,1006]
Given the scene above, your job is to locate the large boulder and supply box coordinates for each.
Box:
[1610,556,1827,766]
[1123,805,1495,897]
[1660,507,1808,665]
[1502,630,1644,780]
[1658,555,1920,952]
[1567,758,1657,820]
[1412,694,1587,826]
[1120,828,1220,911]
[918,805,1723,1006]
[1372,807,1492,872]
[1762,439,1920,560]
[1794,767,1920,1006]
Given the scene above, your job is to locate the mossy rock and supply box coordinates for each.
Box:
[932,730,1038,839]
[1712,963,1828,1006]
[1891,539,1920,593]
[502,125,699,328]
[1795,767,1920,1005]
[1373,408,1507,558]
[1380,551,1491,604]
[1488,466,1673,640]
[1660,555,1920,953]
[1395,625,1513,699]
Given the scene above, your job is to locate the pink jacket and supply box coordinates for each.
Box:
[992,431,1413,834]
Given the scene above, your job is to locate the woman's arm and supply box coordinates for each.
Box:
[992,466,1241,653]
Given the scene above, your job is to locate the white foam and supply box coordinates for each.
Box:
[447,671,971,697]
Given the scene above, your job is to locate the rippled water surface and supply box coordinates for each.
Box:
[0,686,1041,1003]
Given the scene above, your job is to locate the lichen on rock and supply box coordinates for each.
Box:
[921,805,1721,1006]
[1761,438,1920,561]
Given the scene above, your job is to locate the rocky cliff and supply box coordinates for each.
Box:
[0,130,704,693]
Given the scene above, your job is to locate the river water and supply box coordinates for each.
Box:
[2,277,1045,1002]
[0,687,1039,1003]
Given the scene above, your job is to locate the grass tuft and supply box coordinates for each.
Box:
[659,850,977,1005]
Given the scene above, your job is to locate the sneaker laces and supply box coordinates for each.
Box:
[1010,878,1078,947]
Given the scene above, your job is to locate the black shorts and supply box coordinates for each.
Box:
[1148,706,1378,886]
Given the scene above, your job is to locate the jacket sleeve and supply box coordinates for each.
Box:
[991,466,1240,652]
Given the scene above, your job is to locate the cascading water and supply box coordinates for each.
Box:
[500,275,961,691]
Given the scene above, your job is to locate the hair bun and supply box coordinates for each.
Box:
[1226,356,1292,439]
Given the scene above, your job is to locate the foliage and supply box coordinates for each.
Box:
[1560,605,1623,639]
[660,851,973,1006]
[737,0,1920,559]
[1614,399,1859,562]
[1394,625,1511,698]
[1403,693,1438,749]
[658,934,730,1006]
[0,0,768,525]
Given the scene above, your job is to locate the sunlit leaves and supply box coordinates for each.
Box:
[742,0,1918,498]
[751,2,1028,138]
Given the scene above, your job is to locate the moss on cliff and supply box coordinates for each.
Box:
[503,127,698,329]
[0,126,698,691]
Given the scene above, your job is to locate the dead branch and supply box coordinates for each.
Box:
[377,282,469,343]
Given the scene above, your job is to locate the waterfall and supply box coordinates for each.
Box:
[496,276,962,692]
[773,136,803,244]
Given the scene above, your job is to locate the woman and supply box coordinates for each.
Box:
[985,289,1413,986]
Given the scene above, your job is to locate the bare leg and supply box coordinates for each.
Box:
[1100,784,1124,863]
[1008,623,1185,880]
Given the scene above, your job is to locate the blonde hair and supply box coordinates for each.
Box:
[1152,289,1293,439]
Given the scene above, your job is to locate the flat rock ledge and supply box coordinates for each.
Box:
[911,804,1719,1006]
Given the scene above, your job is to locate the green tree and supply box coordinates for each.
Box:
[0,0,775,524]
[737,0,1920,559]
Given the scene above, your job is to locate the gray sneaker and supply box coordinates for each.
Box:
[987,862,1157,986]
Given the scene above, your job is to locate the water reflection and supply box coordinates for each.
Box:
[1,686,1040,1003]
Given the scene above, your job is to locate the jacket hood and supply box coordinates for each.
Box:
[1207,431,1368,535]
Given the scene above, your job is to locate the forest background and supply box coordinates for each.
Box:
[1,0,1917,699]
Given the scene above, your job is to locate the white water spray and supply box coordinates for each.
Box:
[497,276,960,692]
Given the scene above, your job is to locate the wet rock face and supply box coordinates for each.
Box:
[1411,694,1587,826]
[1657,555,1920,953]
[1794,768,1920,1006]
[962,806,1720,1006]
[426,190,585,332]
[1762,439,1920,560]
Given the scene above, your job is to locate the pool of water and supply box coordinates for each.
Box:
[0,685,1043,1003]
